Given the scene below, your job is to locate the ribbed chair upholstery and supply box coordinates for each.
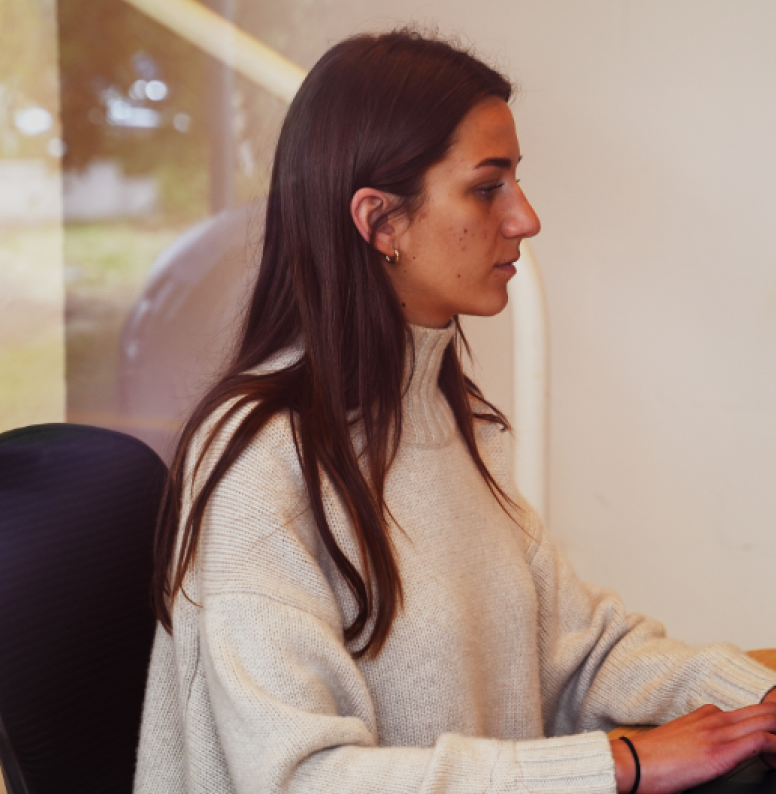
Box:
[0,424,166,794]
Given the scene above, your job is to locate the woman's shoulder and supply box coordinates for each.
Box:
[189,394,296,482]
[185,356,323,608]
[244,341,304,378]
[185,347,307,504]
[192,342,305,458]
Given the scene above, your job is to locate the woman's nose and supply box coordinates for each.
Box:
[503,185,541,239]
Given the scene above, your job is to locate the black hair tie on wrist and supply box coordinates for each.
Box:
[619,736,641,794]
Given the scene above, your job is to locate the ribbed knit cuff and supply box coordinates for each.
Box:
[431,731,616,794]
[693,645,776,711]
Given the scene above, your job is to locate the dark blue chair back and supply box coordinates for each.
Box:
[0,424,166,794]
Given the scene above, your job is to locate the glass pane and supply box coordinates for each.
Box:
[58,0,285,460]
[0,0,65,434]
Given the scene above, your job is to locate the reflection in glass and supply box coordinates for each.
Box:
[58,0,286,459]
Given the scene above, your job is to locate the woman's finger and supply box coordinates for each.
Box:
[715,712,776,744]
[724,730,776,761]
[711,702,776,726]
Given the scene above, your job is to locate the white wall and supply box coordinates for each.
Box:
[260,0,776,650]
[503,1,776,651]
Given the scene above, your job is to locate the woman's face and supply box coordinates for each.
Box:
[389,97,541,328]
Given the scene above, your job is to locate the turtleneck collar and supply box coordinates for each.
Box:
[403,323,457,447]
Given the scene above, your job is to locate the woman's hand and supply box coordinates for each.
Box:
[762,688,776,768]
[609,702,776,794]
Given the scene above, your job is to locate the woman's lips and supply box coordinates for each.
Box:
[494,260,517,276]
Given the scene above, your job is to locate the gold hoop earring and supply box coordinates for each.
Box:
[385,248,400,265]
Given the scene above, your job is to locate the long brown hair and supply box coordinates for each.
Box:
[152,29,518,658]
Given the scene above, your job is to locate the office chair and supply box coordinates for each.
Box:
[0,423,166,794]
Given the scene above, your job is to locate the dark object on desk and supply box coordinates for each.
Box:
[0,423,166,794]
[685,757,776,794]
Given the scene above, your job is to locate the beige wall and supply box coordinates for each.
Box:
[290,0,776,650]
[495,0,776,651]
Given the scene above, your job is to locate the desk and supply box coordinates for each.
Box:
[612,650,776,740]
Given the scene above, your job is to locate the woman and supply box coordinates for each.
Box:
[134,29,776,794]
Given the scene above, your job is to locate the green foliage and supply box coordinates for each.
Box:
[58,0,207,165]
[57,0,209,218]
[64,219,188,289]
[155,157,210,222]
[2,0,281,218]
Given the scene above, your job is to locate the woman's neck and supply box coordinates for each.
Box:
[402,323,457,446]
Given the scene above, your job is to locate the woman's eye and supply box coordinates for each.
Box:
[478,182,505,198]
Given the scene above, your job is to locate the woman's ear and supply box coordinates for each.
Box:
[350,188,398,258]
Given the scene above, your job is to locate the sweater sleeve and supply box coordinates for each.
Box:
[519,490,776,736]
[472,419,776,738]
[189,408,619,794]
[198,592,617,794]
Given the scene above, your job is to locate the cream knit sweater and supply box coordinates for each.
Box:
[134,324,776,794]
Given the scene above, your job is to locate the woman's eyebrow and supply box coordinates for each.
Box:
[473,154,523,170]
